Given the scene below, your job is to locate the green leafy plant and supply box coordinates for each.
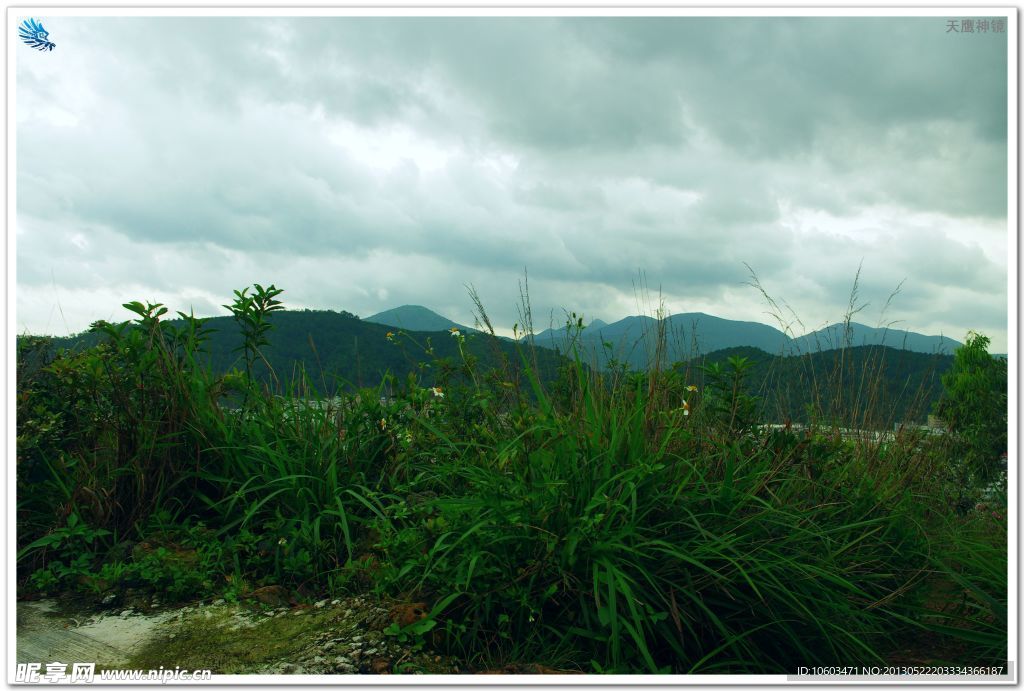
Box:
[933,332,1007,488]
[700,355,759,436]
[224,283,285,394]
[20,512,111,593]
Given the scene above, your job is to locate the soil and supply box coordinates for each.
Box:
[16,594,461,676]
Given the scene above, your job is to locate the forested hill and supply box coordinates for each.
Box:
[36,309,567,395]
[27,310,954,424]
[682,345,955,426]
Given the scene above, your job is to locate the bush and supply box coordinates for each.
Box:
[934,332,1007,489]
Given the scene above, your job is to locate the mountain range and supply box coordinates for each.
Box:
[29,304,963,424]
[370,306,963,369]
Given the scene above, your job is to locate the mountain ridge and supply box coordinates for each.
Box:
[37,302,967,375]
[365,305,963,365]
[530,310,961,368]
[28,308,957,425]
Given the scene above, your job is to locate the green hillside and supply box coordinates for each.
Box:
[41,309,566,396]
[35,311,954,426]
[680,344,954,426]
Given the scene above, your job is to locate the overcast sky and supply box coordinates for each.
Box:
[15,14,1011,351]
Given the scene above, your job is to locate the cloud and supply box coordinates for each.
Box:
[15,15,1010,352]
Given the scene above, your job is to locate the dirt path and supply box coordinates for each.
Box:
[16,600,150,668]
[16,596,460,675]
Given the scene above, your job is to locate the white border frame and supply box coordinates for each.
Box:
[6,5,1017,687]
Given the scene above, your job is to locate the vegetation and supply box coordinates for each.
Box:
[39,310,953,426]
[933,332,1008,484]
[684,344,952,427]
[39,307,566,396]
[16,284,1007,674]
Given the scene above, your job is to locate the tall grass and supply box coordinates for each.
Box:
[15,282,1007,673]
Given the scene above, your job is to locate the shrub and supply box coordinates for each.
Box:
[933,332,1007,485]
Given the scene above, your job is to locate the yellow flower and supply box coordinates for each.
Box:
[386,331,395,342]
[379,418,387,430]
[686,385,698,392]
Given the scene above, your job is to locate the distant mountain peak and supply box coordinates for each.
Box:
[364,305,469,333]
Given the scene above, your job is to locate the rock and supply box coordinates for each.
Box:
[314,599,329,609]
[241,585,293,608]
[212,599,225,606]
[371,657,391,674]
[100,593,117,606]
[390,602,429,628]
[119,609,133,618]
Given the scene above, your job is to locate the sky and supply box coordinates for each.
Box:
[14,13,1012,352]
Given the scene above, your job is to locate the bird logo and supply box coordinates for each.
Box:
[19,18,55,51]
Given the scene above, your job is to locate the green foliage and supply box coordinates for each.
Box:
[41,308,569,399]
[20,512,112,594]
[934,332,1007,484]
[16,284,1006,673]
[224,283,285,391]
[363,379,942,672]
[17,294,229,576]
[383,594,459,651]
[699,355,759,435]
[692,344,951,428]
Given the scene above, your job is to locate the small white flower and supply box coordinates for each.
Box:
[449,328,461,337]
[431,386,444,398]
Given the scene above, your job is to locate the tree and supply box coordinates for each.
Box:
[934,331,1007,484]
